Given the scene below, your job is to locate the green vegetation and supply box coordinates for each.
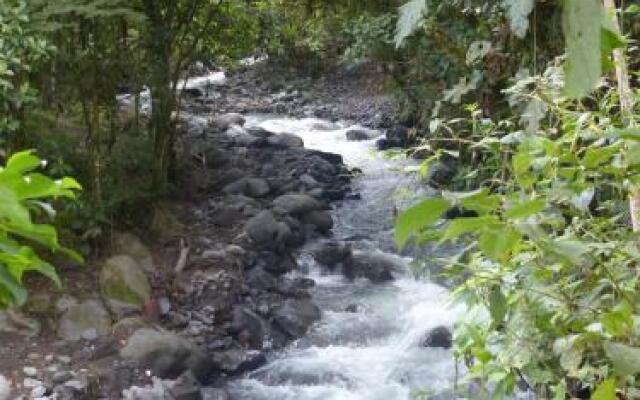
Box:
[4,0,640,396]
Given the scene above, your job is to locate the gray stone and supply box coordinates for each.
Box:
[422,326,452,349]
[223,177,270,198]
[100,255,152,317]
[267,133,304,148]
[272,194,323,216]
[273,299,321,339]
[245,211,291,250]
[57,299,112,341]
[311,241,352,268]
[213,350,266,375]
[211,113,245,131]
[120,328,215,383]
[112,232,155,273]
[301,210,333,233]
[169,371,202,400]
[343,251,400,283]
[345,129,375,141]
[231,306,267,349]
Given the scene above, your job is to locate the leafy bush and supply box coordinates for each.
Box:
[0,150,82,308]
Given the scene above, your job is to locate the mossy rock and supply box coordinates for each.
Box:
[100,255,152,318]
[113,232,155,273]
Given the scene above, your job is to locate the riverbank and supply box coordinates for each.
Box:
[0,64,412,399]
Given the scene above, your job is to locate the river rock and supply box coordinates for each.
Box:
[57,299,112,341]
[169,371,202,400]
[231,306,267,349]
[213,350,266,375]
[273,299,321,339]
[272,194,323,216]
[311,241,352,268]
[426,161,457,188]
[267,133,304,148]
[346,129,374,141]
[245,266,277,291]
[343,251,400,283]
[301,210,333,233]
[223,177,270,198]
[100,255,152,317]
[245,210,291,250]
[422,326,452,349]
[0,375,10,400]
[121,328,215,383]
[211,113,245,131]
[112,232,155,273]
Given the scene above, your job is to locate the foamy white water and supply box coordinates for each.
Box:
[229,117,464,400]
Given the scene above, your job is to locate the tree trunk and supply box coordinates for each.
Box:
[603,0,640,231]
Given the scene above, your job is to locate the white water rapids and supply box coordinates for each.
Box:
[225,117,465,400]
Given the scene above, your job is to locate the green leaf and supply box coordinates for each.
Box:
[395,197,450,249]
[583,145,618,169]
[478,225,522,262]
[442,216,497,241]
[563,0,603,99]
[0,264,27,306]
[394,0,428,48]
[604,342,640,376]
[489,286,507,326]
[4,150,40,174]
[504,198,546,219]
[591,378,616,400]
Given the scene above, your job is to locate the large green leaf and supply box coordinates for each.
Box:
[5,150,40,174]
[478,225,522,262]
[395,197,450,249]
[604,342,640,376]
[0,264,27,306]
[591,378,616,400]
[394,0,428,48]
[563,0,603,99]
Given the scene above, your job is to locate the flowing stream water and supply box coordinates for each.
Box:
[226,116,465,400]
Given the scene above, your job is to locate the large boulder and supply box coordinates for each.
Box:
[112,232,155,273]
[343,251,401,283]
[211,113,245,131]
[267,133,304,148]
[245,211,291,250]
[311,241,352,269]
[272,194,324,216]
[100,255,152,317]
[57,299,112,341]
[223,177,270,198]
[121,328,216,383]
[426,161,457,188]
[421,326,452,349]
[273,299,321,339]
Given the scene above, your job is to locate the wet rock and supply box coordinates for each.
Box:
[57,299,112,341]
[245,266,277,291]
[387,125,409,147]
[311,241,352,268]
[443,206,478,220]
[343,251,400,283]
[273,299,321,339]
[276,277,315,298]
[112,232,155,273]
[121,328,216,383]
[231,307,267,349]
[345,304,359,313]
[301,210,333,233]
[0,375,10,400]
[426,161,456,188]
[254,251,298,275]
[245,211,291,250]
[272,194,324,216]
[211,113,245,131]
[214,349,266,375]
[100,255,152,317]
[112,317,149,340]
[169,371,202,400]
[223,177,270,198]
[267,133,304,148]
[210,206,244,227]
[422,326,452,349]
[346,129,375,141]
